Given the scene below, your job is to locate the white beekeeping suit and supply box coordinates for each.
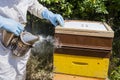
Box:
[0,0,46,80]
[0,0,46,24]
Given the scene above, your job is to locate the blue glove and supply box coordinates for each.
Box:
[0,16,24,36]
[42,9,64,27]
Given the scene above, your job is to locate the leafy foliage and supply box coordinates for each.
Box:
[109,58,120,80]
[39,0,108,20]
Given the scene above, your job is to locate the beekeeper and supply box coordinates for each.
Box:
[0,0,64,80]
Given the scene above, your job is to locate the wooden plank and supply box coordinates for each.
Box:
[55,33,113,51]
[55,47,110,58]
[103,22,113,31]
[56,20,114,38]
[54,73,105,80]
[55,27,114,38]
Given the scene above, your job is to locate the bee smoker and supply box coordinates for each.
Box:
[2,30,39,57]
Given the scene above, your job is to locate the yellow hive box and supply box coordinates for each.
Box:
[54,53,109,78]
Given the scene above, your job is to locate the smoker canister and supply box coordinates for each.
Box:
[11,31,39,57]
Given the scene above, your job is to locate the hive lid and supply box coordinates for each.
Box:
[56,20,114,38]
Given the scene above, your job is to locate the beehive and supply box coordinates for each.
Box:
[54,20,114,78]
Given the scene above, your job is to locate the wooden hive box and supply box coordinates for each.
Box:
[54,20,114,78]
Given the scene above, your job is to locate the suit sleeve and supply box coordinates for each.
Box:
[28,0,47,19]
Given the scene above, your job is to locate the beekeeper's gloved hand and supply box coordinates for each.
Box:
[42,9,64,27]
[0,15,24,36]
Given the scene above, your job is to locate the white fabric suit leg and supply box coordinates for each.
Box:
[0,33,31,80]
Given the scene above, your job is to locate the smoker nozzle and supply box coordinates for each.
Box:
[20,31,39,46]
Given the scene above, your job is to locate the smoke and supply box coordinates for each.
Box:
[31,35,61,58]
